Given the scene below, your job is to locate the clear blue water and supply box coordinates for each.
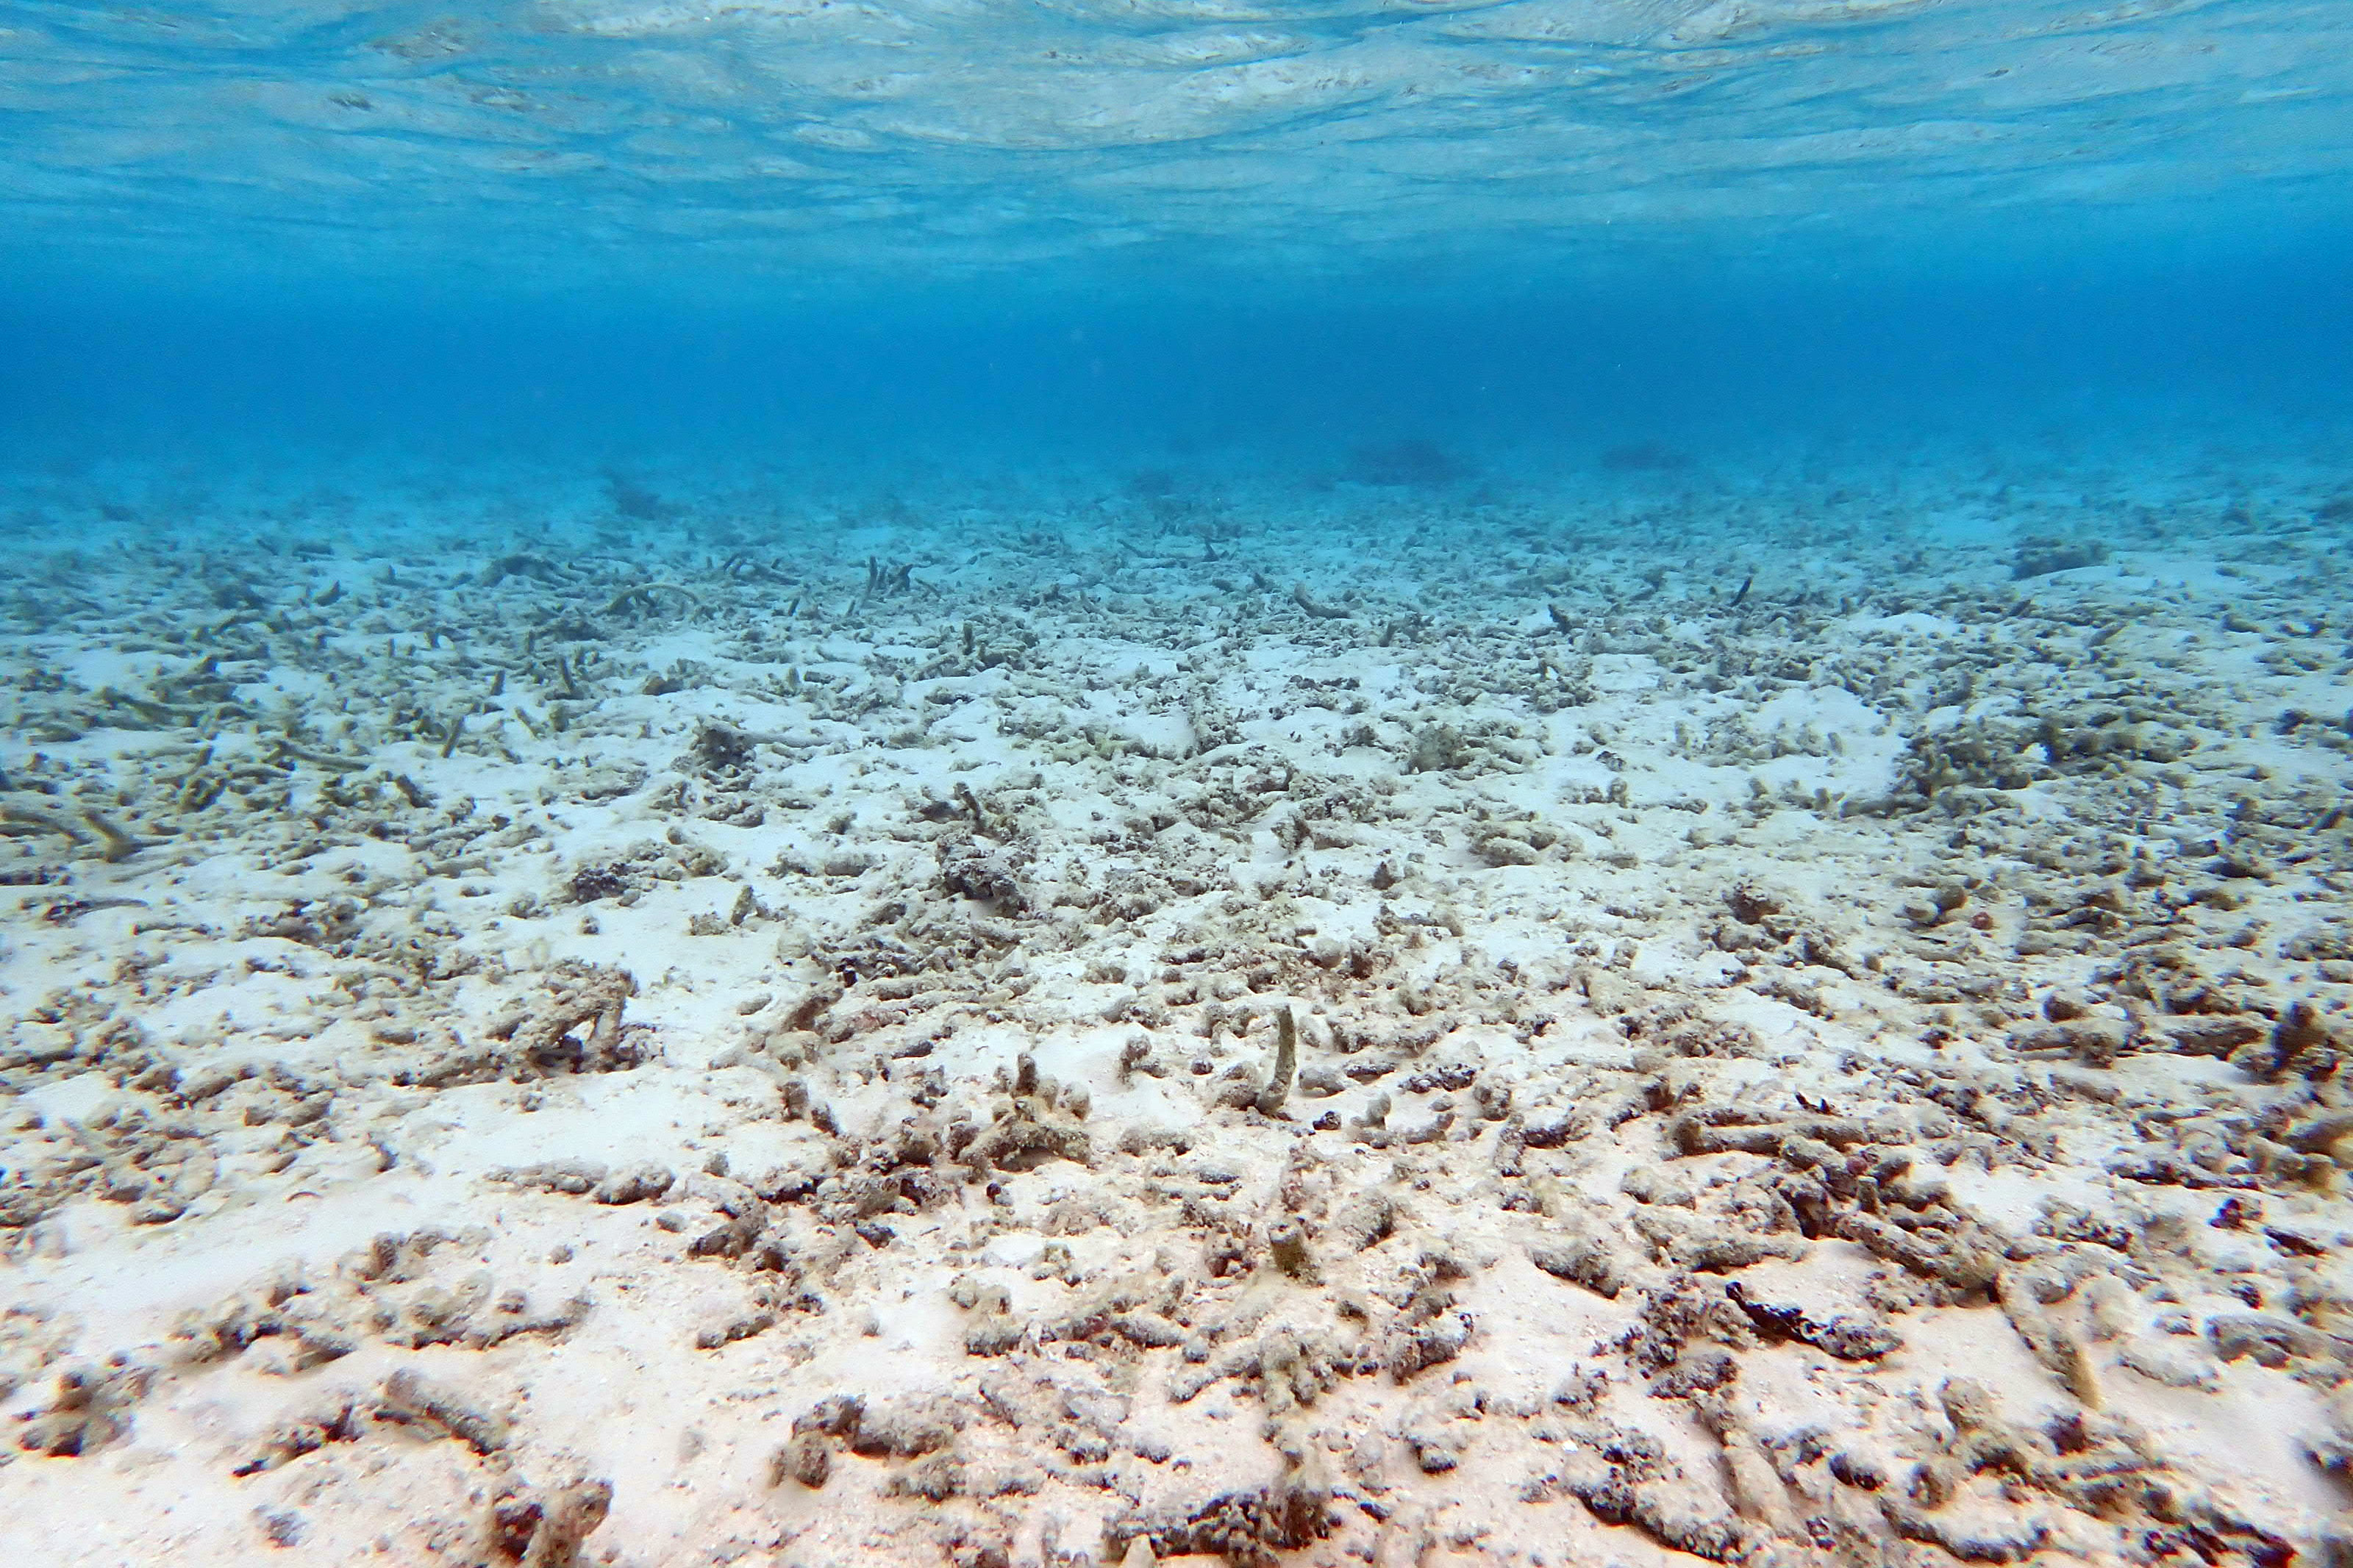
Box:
[4,0,2351,482]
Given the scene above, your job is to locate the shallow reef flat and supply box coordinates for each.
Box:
[2,453,2352,1568]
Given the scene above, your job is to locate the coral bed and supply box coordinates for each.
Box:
[1,455,2349,1567]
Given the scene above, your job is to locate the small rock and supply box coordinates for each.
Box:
[591,1161,675,1206]
[772,1433,832,1489]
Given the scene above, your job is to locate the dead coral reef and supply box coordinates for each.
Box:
[2,457,2351,1567]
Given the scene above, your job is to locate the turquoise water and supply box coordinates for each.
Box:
[4,0,2352,479]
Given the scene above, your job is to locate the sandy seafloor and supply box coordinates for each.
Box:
[1,445,2350,1568]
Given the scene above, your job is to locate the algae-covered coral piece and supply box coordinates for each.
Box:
[1406,723,1470,775]
[1252,1006,1298,1116]
[963,1098,1090,1172]
[488,1475,613,1568]
[1102,1471,1335,1567]
[560,837,729,904]
[2010,536,2110,579]
[13,1360,152,1456]
[392,963,643,1086]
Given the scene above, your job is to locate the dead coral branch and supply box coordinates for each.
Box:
[1290,582,1349,620]
[0,802,155,862]
[599,582,704,618]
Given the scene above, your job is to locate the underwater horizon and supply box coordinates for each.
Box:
[6,2,2353,1567]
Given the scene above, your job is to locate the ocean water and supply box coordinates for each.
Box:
[6,0,2353,495]
[5,2,2353,1566]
